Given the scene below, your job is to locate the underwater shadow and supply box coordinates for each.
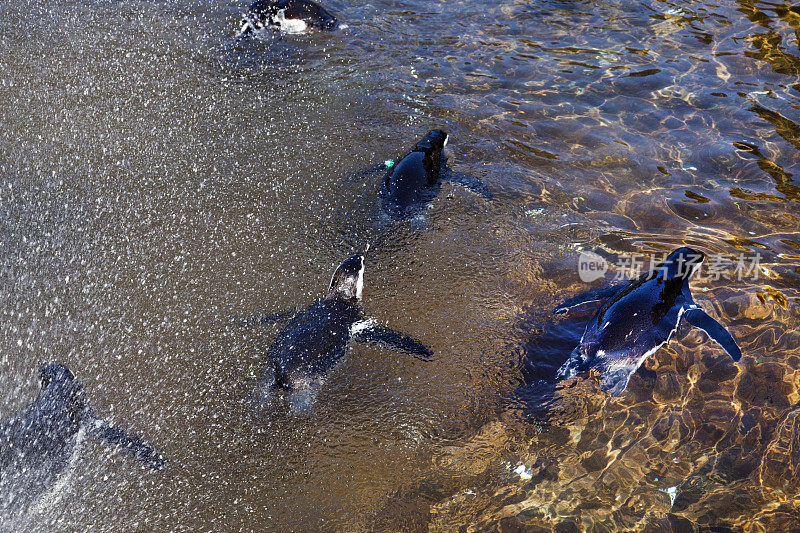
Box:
[510,306,598,422]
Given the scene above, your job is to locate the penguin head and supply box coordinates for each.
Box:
[660,247,705,281]
[415,130,449,153]
[410,130,449,185]
[39,363,88,425]
[329,247,368,301]
[39,362,75,390]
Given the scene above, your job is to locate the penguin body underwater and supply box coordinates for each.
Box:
[379,130,493,220]
[554,247,742,396]
[253,249,432,414]
[239,0,337,35]
[1,363,165,516]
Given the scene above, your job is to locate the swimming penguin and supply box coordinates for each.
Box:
[379,130,493,220]
[253,248,432,414]
[0,363,165,515]
[239,0,337,35]
[553,247,742,396]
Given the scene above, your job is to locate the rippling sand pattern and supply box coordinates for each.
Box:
[0,0,798,530]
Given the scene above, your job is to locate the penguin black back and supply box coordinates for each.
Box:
[555,247,740,396]
[383,129,449,215]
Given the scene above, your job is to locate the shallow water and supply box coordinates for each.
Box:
[0,0,798,530]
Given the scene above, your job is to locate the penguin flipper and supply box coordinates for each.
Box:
[249,367,278,411]
[600,366,635,397]
[237,309,296,328]
[353,325,433,361]
[287,379,323,416]
[684,308,742,361]
[556,346,634,396]
[443,171,493,200]
[87,417,166,471]
[553,284,625,315]
[555,345,586,381]
[237,23,252,37]
[344,162,390,182]
[236,17,256,37]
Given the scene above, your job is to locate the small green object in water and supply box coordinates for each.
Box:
[384,159,394,168]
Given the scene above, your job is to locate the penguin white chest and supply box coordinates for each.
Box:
[274,9,308,33]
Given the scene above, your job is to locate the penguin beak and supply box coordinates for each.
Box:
[359,243,370,257]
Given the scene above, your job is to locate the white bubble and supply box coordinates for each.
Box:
[513,464,532,480]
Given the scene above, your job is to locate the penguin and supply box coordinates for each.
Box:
[252,248,432,414]
[553,247,742,396]
[379,130,493,220]
[0,363,165,515]
[239,0,337,36]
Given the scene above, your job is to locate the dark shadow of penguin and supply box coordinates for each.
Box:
[248,247,433,415]
[553,247,741,397]
[512,309,595,421]
[0,363,166,517]
[238,0,337,36]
